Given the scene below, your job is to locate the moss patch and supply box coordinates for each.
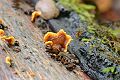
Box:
[59,0,120,64]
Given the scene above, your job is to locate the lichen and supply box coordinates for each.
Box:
[88,23,120,54]
[59,0,120,66]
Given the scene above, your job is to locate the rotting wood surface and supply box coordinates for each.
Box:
[0,0,84,80]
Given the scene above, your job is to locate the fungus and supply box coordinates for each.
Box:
[31,11,41,22]
[5,56,12,66]
[31,0,59,22]
[0,29,4,36]
[1,36,15,45]
[44,29,72,52]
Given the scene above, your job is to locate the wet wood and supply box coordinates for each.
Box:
[0,0,84,80]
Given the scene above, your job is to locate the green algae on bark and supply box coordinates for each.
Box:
[59,0,95,21]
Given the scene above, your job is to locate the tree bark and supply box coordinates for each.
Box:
[0,0,84,80]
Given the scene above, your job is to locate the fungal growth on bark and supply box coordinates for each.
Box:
[5,56,12,66]
[44,29,72,52]
[31,0,60,22]
[1,36,15,45]
[0,29,4,36]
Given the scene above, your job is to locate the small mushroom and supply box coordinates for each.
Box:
[31,0,60,22]
[44,29,72,52]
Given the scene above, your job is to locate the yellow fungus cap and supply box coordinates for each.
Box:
[6,56,12,65]
[44,29,72,52]
[0,29,4,36]
[1,36,15,45]
[31,11,41,22]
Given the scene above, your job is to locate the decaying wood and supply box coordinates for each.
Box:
[0,0,84,80]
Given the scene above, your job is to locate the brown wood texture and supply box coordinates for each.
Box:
[0,0,84,80]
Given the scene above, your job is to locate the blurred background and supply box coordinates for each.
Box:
[83,0,120,21]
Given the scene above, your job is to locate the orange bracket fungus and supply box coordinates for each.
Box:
[44,29,72,52]
[1,36,15,45]
[0,19,15,45]
[0,29,15,45]
[31,11,41,22]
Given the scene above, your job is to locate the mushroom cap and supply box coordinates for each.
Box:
[35,0,59,20]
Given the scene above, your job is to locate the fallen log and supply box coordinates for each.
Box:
[0,0,86,80]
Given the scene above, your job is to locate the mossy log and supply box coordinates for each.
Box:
[48,9,120,80]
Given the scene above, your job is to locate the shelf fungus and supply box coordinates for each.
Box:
[1,36,15,45]
[31,0,59,22]
[0,19,15,45]
[31,11,41,22]
[44,29,72,52]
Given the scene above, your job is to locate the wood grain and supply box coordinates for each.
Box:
[0,0,83,80]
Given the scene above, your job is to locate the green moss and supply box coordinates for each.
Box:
[59,0,96,21]
[102,66,118,74]
[81,36,94,42]
[59,0,120,63]
[109,29,120,37]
